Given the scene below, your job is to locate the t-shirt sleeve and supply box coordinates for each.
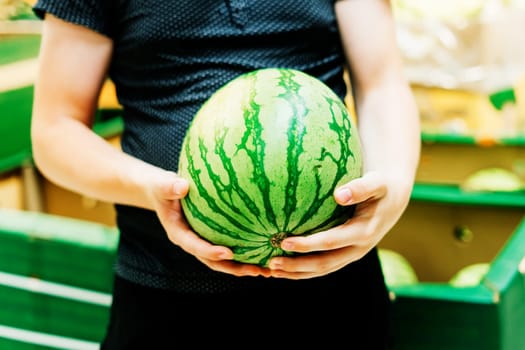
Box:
[33,0,114,38]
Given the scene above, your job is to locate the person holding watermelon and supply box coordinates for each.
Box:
[30,0,420,348]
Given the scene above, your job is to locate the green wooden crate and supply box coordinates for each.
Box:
[0,209,117,347]
[0,322,101,349]
[381,184,525,350]
[0,332,65,350]
[0,34,41,173]
[0,209,118,292]
[0,85,35,173]
[0,34,41,66]
[0,283,110,344]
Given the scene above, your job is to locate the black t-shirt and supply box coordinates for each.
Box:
[33,0,364,292]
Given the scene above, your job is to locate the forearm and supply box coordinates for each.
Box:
[356,75,421,192]
[336,0,421,202]
[31,116,166,211]
[31,15,172,211]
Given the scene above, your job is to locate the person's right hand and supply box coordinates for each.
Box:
[150,171,271,278]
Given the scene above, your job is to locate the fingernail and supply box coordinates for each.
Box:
[281,241,293,250]
[335,187,352,204]
[173,179,186,196]
[173,184,181,196]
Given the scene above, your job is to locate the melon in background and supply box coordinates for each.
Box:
[449,263,490,287]
[460,167,525,193]
[378,249,419,287]
[0,0,35,20]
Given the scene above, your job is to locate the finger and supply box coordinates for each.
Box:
[268,248,360,277]
[202,259,272,278]
[162,216,233,261]
[334,171,386,205]
[279,209,376,254]
[166,177,189,199]
[155,172,189,201]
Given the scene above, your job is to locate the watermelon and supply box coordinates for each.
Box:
[449,263,490,287]
[178,68,362,266]
[378,249,419,287]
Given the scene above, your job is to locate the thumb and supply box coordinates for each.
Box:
[334,171,386,205]
[158,172,190,200]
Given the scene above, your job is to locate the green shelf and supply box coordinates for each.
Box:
[0,35,41,66]
[412,183,525,208]
[421,132,525,147]
[0,85,34,173]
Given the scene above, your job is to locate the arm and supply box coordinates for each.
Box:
[268,0,421,278]
[337,0,420,191]
[32,15,158,208]
[32,15,269,277]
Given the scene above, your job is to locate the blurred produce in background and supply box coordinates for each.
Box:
[393,0,525,139]
[0,0,34,20]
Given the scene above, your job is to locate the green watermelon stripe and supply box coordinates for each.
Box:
[330,97,356,165]
[201,131,256,223]
[184,138,265,240]
[280,71,306,232]
[233,243,285,266]
[214,128,272,230]
[243,75,279,230]
[237,98,279,230]
[183,191,275,246]
[286,95,349,233]
[182,184,267,244]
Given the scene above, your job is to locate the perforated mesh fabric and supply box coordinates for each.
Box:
[33,0,353,292]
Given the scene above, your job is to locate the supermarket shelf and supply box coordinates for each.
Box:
[412,182,525,208]
[421,132,525,147]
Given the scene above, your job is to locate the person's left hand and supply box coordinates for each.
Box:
[267,170,411,279]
